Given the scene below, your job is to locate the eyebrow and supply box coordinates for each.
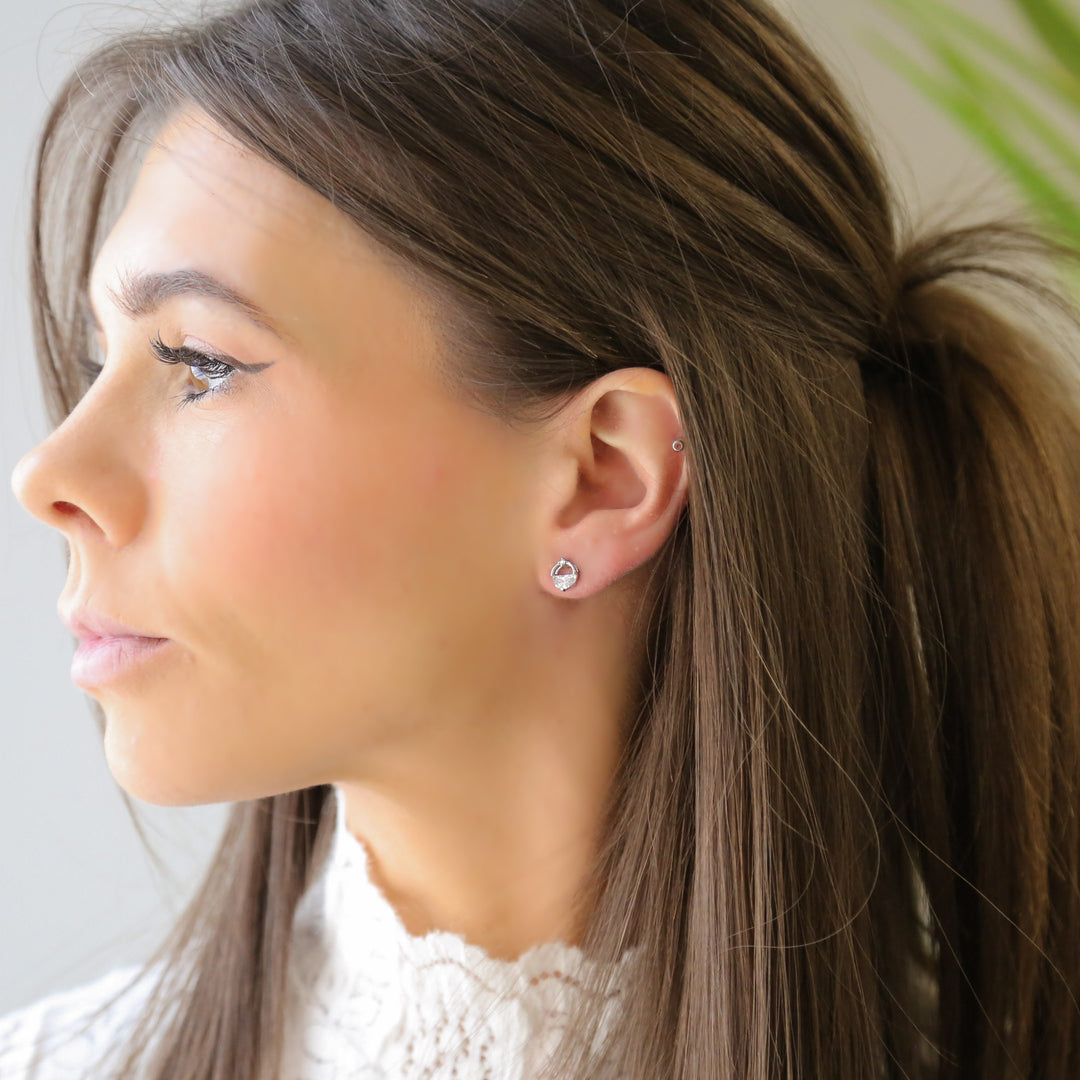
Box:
[83,267,291,343]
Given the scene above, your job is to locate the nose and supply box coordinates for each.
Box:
[9,442,78,530]
[10,384,148,548]
[10,446,46,516]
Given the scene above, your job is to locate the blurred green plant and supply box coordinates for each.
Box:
[867,0,1080,261]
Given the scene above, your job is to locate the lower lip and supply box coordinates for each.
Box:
[71,635,171,688]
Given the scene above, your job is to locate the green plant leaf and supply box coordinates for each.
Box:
[869,0,1080,111]
[866,31,1080,244]
[1013,0,1080,83]
[926,19,1080,185]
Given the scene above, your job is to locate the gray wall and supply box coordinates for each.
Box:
[1,0,1021,1013]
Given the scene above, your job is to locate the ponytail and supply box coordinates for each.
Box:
[861,220,1080,1077]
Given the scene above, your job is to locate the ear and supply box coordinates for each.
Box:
[537,367,688,598]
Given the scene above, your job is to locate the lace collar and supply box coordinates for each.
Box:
[281,785,636,1079]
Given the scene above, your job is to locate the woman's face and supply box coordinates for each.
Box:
[10,106,551,805]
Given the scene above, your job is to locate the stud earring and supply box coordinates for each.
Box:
[550,557,579,591]
[672,439,684,451]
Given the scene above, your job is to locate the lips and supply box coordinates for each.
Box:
[70,634,172,688]
[59,604,167,643]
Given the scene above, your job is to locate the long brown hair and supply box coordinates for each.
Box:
[27,1,1080,1077]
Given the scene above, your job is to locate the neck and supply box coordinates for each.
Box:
[333,599,639,961]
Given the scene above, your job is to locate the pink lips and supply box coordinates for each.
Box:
[60,605,171,688]
[70,635,171,688]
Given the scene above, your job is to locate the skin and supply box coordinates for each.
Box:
[10,106,689,961]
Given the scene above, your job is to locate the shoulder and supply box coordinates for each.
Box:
[0,964,154,1080]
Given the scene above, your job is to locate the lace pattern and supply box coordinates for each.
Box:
[1,785,636,1079]
[281,784,637,1078]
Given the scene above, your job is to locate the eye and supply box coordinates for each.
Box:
[148,333,239,409]
[75,334,241,410]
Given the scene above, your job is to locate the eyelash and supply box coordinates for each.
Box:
[78,333,239,410]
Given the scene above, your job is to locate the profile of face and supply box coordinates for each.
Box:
[11,105,687,811]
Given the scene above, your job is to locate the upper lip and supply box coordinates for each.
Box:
[60,605,166,641]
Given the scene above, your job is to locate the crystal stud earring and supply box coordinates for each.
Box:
[550,557,579,591]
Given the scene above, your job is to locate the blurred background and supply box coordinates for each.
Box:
[0,0,1049,1012]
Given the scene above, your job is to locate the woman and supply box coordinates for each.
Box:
[2,0,1078,1077]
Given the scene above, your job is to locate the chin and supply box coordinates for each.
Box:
[102,729,226,807]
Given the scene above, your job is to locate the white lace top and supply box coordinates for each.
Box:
[0,786,636,1079]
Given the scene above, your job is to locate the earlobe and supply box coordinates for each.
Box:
[540,368,689,598]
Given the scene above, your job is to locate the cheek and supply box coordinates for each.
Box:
[117,380,531,806]
[155,394,513,721]
[117,404,443,801]
[161,405,425,652]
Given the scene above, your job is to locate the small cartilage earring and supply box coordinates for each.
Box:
[672,439,684,452]
[551,557,579,591]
